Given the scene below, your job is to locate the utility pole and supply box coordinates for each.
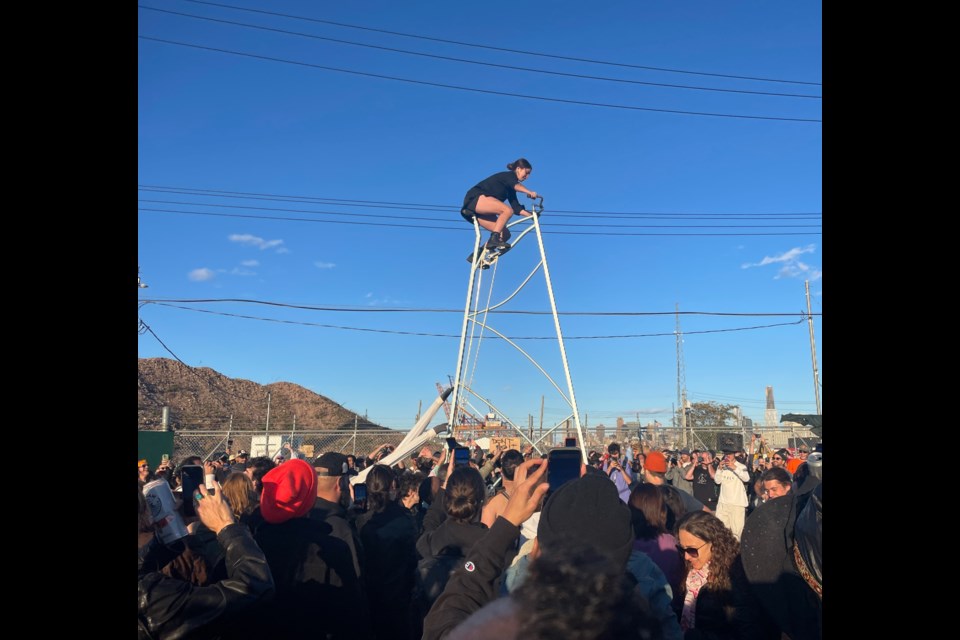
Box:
[805,280,822,415]
[416,399,422,422]
[539,395,545,448]
[675,305,689,447]
[264,391,272,445]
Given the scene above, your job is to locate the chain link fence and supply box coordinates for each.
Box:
[155,424,817,466]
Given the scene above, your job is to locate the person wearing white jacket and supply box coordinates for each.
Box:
[714,451,751,540]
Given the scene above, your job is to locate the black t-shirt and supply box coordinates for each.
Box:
[692,464,719,509]
[464,171,522,214]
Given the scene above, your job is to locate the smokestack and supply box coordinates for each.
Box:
[162,406,171,431]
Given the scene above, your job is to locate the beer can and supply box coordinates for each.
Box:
[142,479,188,544]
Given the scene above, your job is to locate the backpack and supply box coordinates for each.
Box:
[413,545,465,611]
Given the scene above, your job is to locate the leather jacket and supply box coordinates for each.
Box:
[138,524,275,639]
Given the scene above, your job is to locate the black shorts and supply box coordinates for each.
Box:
[461,191,481,222]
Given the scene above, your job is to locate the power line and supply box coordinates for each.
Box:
[138,185,823,218]
[147,301,806,339]
[140,297,822,317]
[139,206,822,236]
[137,36,822,123]
[180,0,822,86]
[138,199,819,229]
[140,5,820,100]
[140,321,266,401]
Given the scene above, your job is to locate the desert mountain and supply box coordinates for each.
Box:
[138,357,386,431]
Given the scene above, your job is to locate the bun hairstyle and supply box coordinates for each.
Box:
[507,158,533,171]
[444,466,486,523]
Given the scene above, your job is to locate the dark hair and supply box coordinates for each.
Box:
[500,450,524,481]
[444,467,486,523]
[676,511,739,593]
[513,542,661,640]
[247,457,276,495]
[628,484,667,540]
[366,464,397,513]
[607,442,621,454]
[658,485,686,532]
[506,158,533,171]
[398,471,425,503]
[761,466,792,488]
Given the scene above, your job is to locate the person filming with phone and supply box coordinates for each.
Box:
[603,442,633,504]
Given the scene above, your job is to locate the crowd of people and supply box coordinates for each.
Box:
[138,436,821,640]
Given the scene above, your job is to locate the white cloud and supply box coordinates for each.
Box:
[230,267,256,276]
[365,294,404,306]
[742,245,821,280]
[188,268,216,282]
[228,233,287,252]
[241,260,259,267]
[314,261,336,269]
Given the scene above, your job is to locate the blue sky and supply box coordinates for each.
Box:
[138,1,822,432]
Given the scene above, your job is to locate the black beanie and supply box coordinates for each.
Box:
[537,474,634,567]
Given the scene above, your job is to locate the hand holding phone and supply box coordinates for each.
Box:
[180,465,205,518]
[353,483,368,512]
[547,448,582,494]
[454,446,471,467]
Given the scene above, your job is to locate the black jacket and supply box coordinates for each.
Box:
[137,524,275,640]
[245,516,368,640]
[422,516,520,640]
[681,558,778,640]
[311,497,366,579]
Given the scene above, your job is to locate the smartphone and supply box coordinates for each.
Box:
[180,465,204,517]
[353,483,368,512]
[454,446,471,467]
[547,447,582,494]
[161,453,170,464]
[446,437,459,450]
[564,437,577,447]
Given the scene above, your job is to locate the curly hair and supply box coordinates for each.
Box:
[676,510,739,593]
[628,483,667,540]
[513,542,662,640]
[444,466,486,523]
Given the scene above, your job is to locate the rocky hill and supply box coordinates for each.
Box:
[138,357,386,431]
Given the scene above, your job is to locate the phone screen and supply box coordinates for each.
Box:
[180,465,204,517]
[353,483,368,512]
[454,447,471,467]
[547,448,582,493]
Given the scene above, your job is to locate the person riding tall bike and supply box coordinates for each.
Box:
[462,158,540,263]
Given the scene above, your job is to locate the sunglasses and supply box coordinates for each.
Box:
[772,457,783,461]
[677,541,708,558]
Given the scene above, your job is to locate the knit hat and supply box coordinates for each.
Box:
[260,458,317,524]
[644,451,668,473]
[537,474,634,566]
